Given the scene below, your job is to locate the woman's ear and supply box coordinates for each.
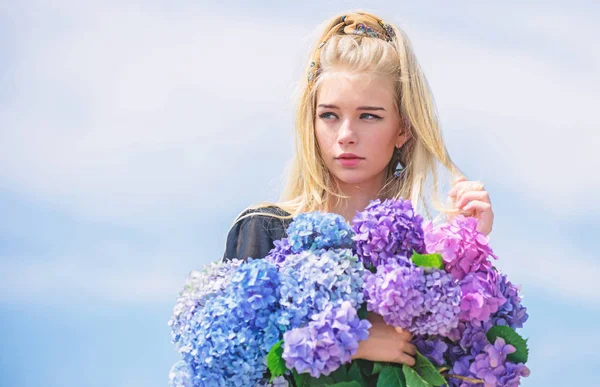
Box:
[396,127,410,148]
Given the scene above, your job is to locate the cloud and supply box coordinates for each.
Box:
[0,252,193,305]
[405,6,600,216]
[490,227,600,306]
[0,1,305,222]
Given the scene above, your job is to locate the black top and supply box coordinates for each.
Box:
[222,206,292,262]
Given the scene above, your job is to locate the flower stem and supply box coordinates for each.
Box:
[447,374,485,384]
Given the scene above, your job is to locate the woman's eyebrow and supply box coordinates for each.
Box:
[317,104,386,111]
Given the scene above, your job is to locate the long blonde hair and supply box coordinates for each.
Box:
[240,10,464,224]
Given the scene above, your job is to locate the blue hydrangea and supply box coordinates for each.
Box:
[171,259,284,387]
[168,360,195,387]
[285,211,354,253]
[282,301,371,378]
[168,259,243,350]
[277,248,365,329]
[352,198,425,268]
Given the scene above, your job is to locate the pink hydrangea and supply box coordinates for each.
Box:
[423,215,497,280]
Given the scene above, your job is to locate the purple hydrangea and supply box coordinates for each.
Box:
[277,248,365,329]
[413,336,449,366]
[492,273,529,329]
[461,321,492,358]
[423,215,497,280]
[470,338,530,387]
[352,198,425,268]
[266,237,293,266]
[172,259,284,386]
[282,301,371,378]
[459,270,506,323]
[364,259,461,336]
[447,354,475,387]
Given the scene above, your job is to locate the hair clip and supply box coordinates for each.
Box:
[378,20,395,41]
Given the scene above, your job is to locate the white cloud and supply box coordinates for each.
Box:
[490,228,600,305]
[0,1,305,222]
[0,253,196,305]
[405,7,600,216]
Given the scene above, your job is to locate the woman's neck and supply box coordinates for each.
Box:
[327,175,385,222]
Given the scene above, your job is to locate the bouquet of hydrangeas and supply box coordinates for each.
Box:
[353,199,530,386]
[168,198,530,387]
[168,212,372,386]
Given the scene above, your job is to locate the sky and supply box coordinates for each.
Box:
[1,0,599,386]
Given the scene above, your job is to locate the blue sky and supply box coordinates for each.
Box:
[1,0,599,386]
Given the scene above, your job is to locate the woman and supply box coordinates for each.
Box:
[223,11,494,368]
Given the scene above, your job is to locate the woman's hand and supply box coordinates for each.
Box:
[448,176,494,235]
[351,313,416,366]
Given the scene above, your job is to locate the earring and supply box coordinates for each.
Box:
[394,145,404,177]
[394,160,404,177]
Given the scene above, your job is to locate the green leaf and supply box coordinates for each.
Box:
[411,252,444,270]
[377,365,406,387]
[372,362,384,375]
[348,362,364,383]
[331,364,350,381]
[486,326,529,364]
[413,351,446,386]
[402,365,432,387]
[325,382,363,387]
[267,340,288,381]
[292,370,312,387]
[358,303,369,320]
[356,359,375,377]
[293,364,351,387]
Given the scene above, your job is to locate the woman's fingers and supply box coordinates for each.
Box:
[404,343,417,356]
[394,351,416,366]
[462,200,492,214]
[449,179,484,197]
[455,190,490,209]
[395,326,412,338]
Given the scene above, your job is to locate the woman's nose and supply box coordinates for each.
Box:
[337,119,357,145]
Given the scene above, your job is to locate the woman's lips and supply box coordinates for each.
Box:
[336,157,363,167]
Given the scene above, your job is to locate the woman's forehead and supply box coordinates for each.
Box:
[316,72,396,107]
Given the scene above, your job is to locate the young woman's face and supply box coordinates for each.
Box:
[315,72,408,187]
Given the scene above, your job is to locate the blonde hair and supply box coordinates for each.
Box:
[239,10,465,224]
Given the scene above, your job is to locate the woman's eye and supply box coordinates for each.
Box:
[360,113,382,120]
[319,112,338,119]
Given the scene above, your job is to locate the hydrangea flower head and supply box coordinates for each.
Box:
[282,301,371,378]
[364,259,461,336]
[169,259,243,348]
[424,215,497,280]
[413,336,448,366]
[277,248,365,329]
[286,211,354,252]
[169,360,195,387]
[172,259,284,386]
[492,273,529,328]
[459,270,506,323]
[352,198,425,268]
[470,338,531,387]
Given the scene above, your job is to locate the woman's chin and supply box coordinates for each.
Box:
[333,171,373,186]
